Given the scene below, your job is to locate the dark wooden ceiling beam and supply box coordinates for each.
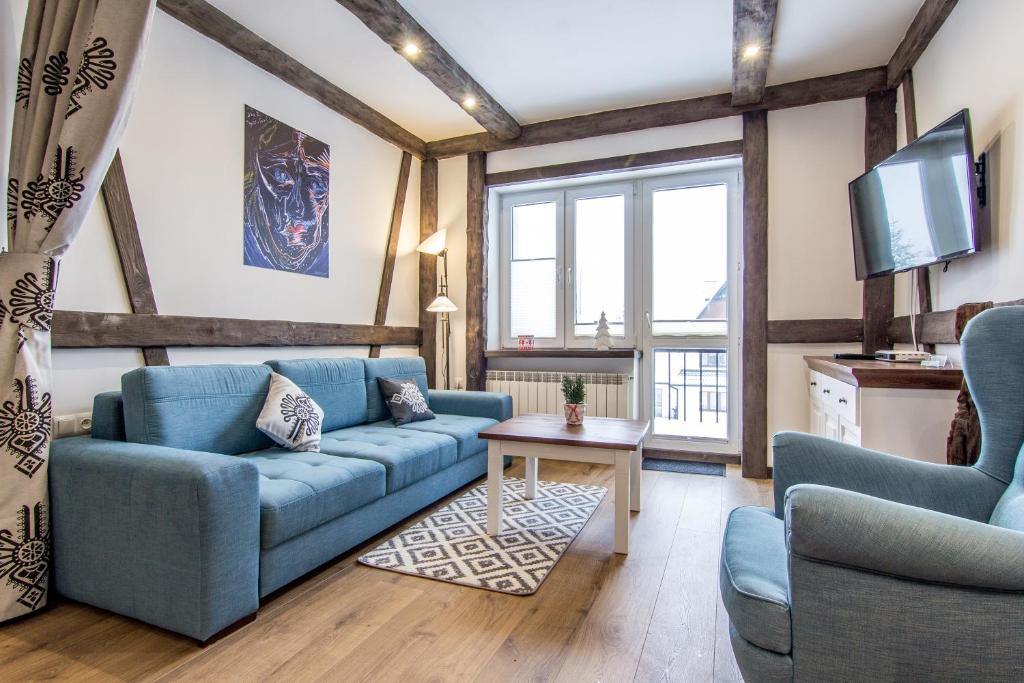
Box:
[157,0,427,158]
[336,0,521,141]
[426,66,886,159]
[52,311,420,348]
[731,0,778,106]
[886,0,959,87]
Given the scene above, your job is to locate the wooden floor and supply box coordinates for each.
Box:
[0,460,772,682]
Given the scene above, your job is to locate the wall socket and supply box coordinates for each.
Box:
[455,377,465,390]
[55,412,92,439]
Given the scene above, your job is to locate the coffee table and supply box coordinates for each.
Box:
[479,414,650,554]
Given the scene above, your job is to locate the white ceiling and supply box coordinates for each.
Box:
[204,0,925,142]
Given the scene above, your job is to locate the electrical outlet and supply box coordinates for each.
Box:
[55,412,92,438]
[55,415,76,439]
[455,377,465,390]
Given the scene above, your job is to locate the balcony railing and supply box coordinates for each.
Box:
[654,348,728,439]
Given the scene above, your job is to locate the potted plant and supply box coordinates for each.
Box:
[561,374,586,426]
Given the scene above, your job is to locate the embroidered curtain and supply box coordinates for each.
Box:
[1,0,154,622]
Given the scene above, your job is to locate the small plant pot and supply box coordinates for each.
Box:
[564,403,585,426]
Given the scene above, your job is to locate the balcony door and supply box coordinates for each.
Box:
[639,167,741,454]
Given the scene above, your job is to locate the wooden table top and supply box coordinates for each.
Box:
[804,356,963,390]
[479,414,650,450]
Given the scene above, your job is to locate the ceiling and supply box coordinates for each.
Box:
[207,0,925,142]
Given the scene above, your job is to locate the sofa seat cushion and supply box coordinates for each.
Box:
[237,448,386,549]
[397,414,497,461]
[320,425,457,493]
[720,505,792,654]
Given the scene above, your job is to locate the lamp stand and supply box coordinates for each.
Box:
[439,249,451,390]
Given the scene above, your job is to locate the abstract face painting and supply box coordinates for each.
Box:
[243,106,330,277]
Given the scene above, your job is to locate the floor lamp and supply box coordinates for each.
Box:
[417,230,457,389]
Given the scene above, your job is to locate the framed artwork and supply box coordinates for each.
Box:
[243,105,330,277]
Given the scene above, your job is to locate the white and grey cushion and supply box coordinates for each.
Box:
[377,376,435,426]
[257,372,325,452]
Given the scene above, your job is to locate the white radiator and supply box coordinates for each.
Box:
[486,370,635,419]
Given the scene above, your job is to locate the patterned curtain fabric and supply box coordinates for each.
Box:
[1,0,154,622]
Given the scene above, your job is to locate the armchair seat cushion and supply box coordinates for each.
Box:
[321,424,457,493]
[237,448,386,549]
[720,506,792,654]
[398,414,497,461]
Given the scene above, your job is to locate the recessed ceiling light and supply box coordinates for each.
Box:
[743,44,761,59]
[462,96,477,110]
[402,42,420,57]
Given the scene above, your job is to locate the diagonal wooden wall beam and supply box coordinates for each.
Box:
[336,0,520,141]
[419,159,438,388]
[100,151,170,366]
[369,152,413,358]
[732,0,778,106]
[157,0,427,158]
[886,0,959,87]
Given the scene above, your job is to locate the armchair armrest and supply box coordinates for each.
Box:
[49,437,260,641]
[771,431,1004,522]
[429,389,512,422]
[786,484,1024,591]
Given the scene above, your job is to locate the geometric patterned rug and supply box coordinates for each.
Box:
[358,478,607,595]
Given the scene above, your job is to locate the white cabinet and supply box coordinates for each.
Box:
[804,358,962,464]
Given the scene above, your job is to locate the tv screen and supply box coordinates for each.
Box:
[849,109,979,280]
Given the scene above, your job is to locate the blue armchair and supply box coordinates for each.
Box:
[720,306,1024,681]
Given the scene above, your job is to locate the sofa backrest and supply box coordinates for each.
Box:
[122,364,274,454]
[264,357,367,432]
[364,357,430,423]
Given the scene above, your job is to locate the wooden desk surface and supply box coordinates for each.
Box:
[804,356,963,390]
[479,413,650,450]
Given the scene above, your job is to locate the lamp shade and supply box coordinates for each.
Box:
[426,295,458,313]
[416,229,447,255]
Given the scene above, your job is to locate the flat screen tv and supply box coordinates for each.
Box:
[849,108,980,281]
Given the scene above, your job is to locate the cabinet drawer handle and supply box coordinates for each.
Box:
[810,381,817,386]
[823,389,831,394]
[839,397,848,404]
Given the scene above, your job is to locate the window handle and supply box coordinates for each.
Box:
[645,312,652,330]
[565,266,573,287]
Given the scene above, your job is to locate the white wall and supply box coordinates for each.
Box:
[437,102,867,463]
[899,0,1024,360]
[44,11,422,415]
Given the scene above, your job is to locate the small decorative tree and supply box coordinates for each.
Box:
[593,311,614,350]
[561,374,586,425]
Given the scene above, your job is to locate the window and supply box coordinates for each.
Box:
[499,183,632,347]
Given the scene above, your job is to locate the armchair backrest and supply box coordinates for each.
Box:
[961,306,1024,488]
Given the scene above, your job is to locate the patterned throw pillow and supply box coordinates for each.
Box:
[378,376,435,426]
[257,372,325,452]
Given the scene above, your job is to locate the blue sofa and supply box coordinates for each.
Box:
[49,356,511,641]
[720,306,1024,681]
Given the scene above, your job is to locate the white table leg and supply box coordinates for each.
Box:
[614,450,630,554]
[630,447,642,512]
[524,456,538,499]
[487,441,504,535]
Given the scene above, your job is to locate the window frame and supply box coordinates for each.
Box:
[498,189,566,348]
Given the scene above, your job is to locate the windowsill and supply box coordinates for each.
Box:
[486,348,641,359]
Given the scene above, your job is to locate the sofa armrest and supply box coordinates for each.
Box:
[771,431,1004,522]
[786,484,1024,591]
[429,390,512,422]
[49,437,261,641]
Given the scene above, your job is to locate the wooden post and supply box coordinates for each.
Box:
[419,158,438,388]
[862,89,898,354]
[100,151,169,366]
[465,152,488,391]
[741,110,769,479]
[369,151,413,358]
